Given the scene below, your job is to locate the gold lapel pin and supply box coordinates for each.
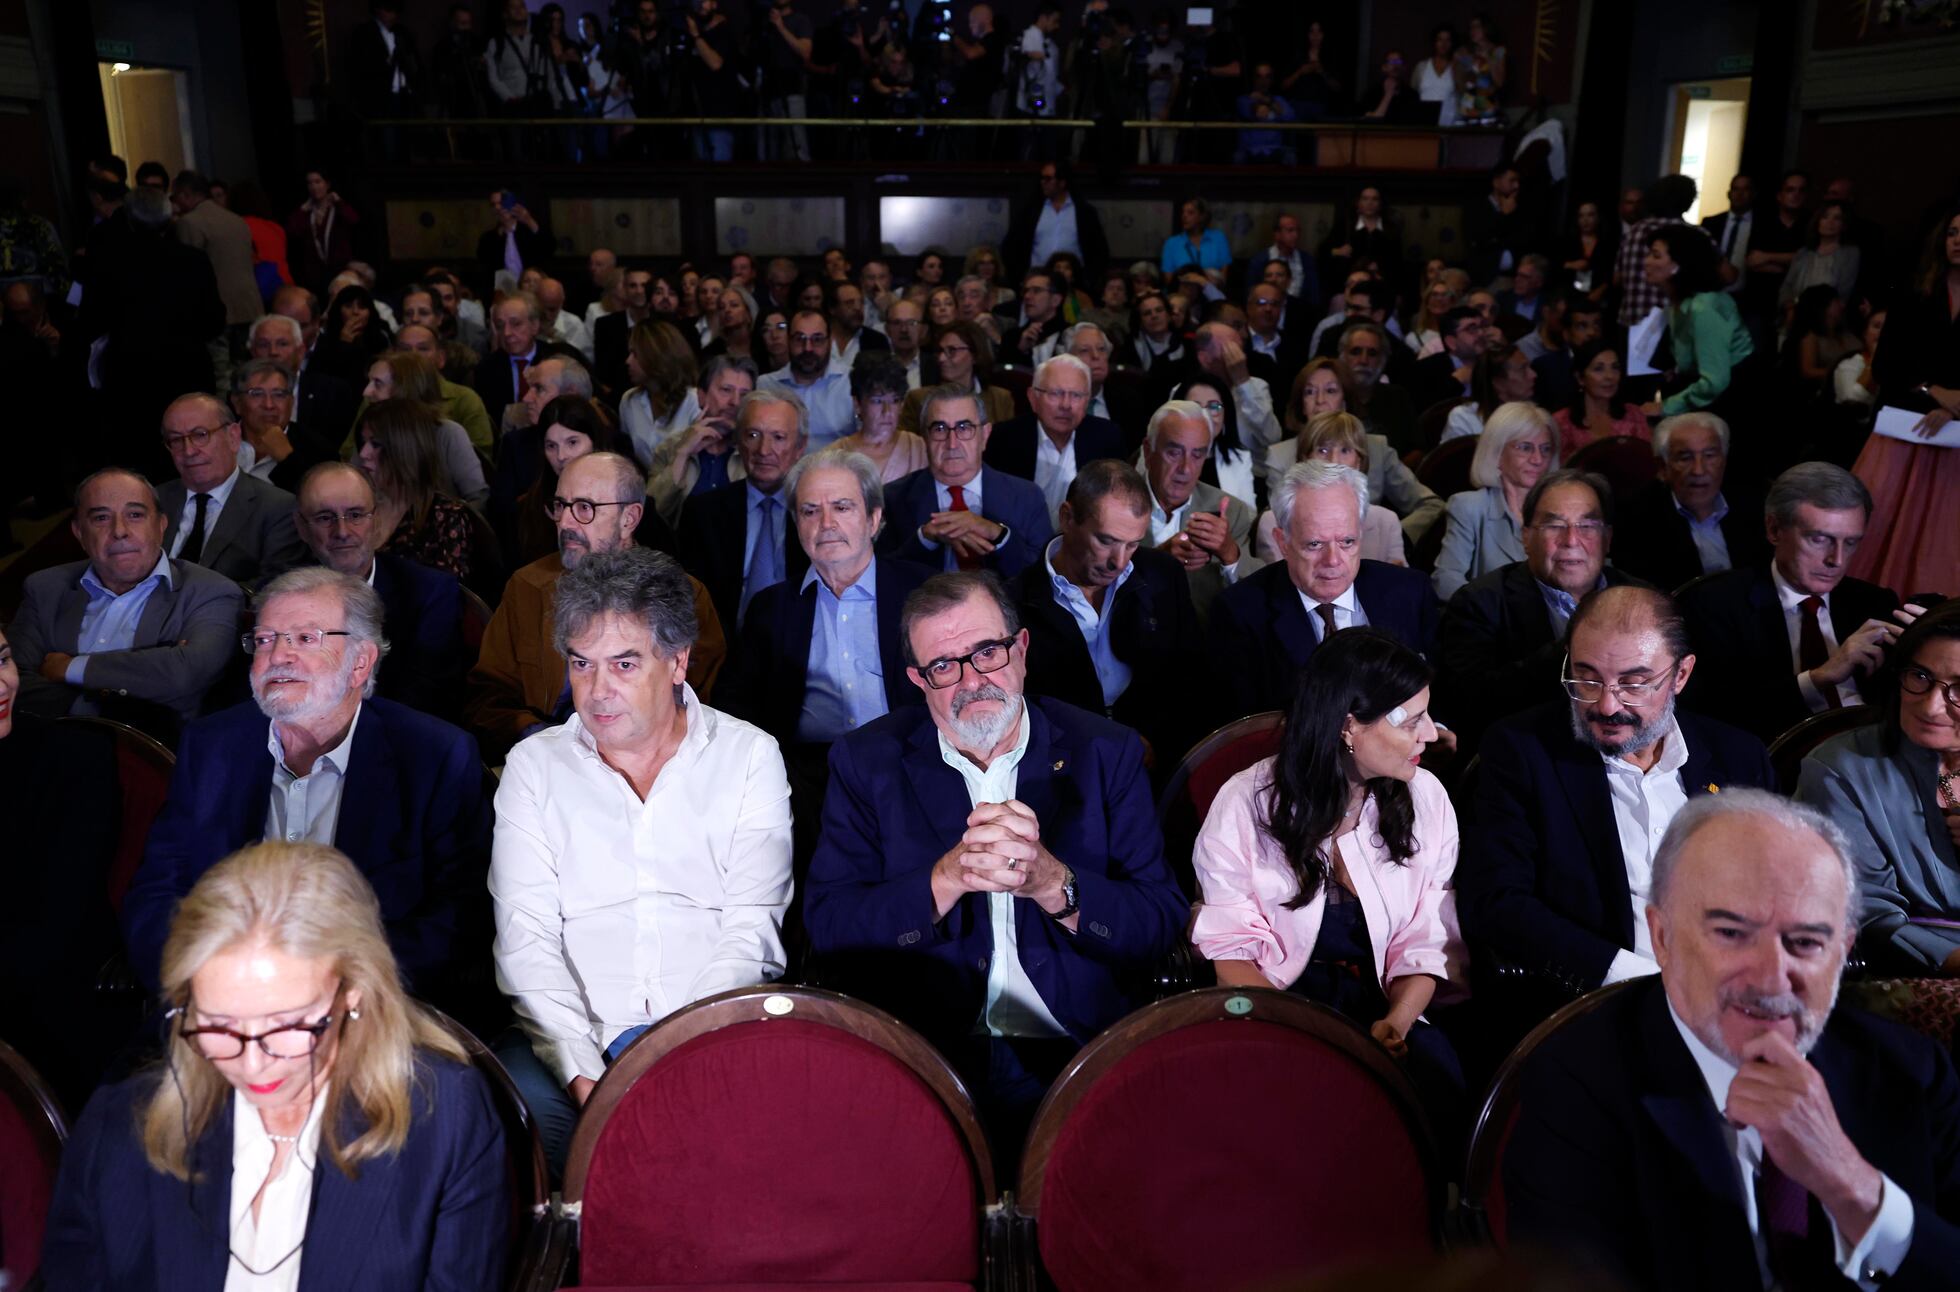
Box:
[1053,760,1066,771]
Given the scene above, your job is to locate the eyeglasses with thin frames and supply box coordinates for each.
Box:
[241,629,352,656]
[1560,655,1680,706]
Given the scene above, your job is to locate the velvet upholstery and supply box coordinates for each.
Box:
[0,1042,66,1288]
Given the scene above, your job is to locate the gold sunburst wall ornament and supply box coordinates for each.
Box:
[305,0,331,85]
[1531,0,1560,96]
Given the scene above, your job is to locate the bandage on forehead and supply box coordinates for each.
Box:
[1383,704,1411,728]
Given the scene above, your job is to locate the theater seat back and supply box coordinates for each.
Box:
[0,1040,68,1289]
[1157,712,1284,898]
[57,717,176,916]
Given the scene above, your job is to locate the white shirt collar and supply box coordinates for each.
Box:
[1299,579,1361,619]
[1770,562,1826,613]
[1600,714,1689,779]
[935,696,1032,781]
[1667,994,1741,1115]
[568,683,710,781]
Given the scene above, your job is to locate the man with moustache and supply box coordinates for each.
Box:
[1504,789,1960,1290]
[1458,586,1774,1020]
[468,452,726,761]
[757,307,856,448]
[122,567,494,1008]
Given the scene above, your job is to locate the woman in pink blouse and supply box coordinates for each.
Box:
[1193,627,1467,1138]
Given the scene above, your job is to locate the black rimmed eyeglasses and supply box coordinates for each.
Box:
[915,637,1017,689]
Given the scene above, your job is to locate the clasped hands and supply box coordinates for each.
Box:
[930,800,1071,921]
[922,509,1004,559]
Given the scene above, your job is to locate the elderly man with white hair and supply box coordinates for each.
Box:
[1139,399,1264,619]
[1209,459,1439,720]
[983,352,1127,526]
[1505,788,1960,1291]
[1613,410,1769,591]
[249,310,358,452]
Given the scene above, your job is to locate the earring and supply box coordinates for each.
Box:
[347,1008,362,1020]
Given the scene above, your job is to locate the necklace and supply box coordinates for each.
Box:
[1939,766,1956,808]
[266,1131,301,1144]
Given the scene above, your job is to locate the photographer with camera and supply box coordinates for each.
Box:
[484,0,558,159]
[674,0,743,162]
[1016,2,1065,134]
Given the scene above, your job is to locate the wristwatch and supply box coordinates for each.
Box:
[1053,865,1079,920]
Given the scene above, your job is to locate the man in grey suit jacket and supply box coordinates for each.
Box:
[1140,400,1264,621]
[10,468,245,737]
[169,170,262,333]
[158,393,307,588]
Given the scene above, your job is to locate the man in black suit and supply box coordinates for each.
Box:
[486,353,595,558]
[1010,461,1205,773]
[1001,159,1110,281]
[471,290,582,434]
[1406,305,1488,415]
[348,0,421,122]
[1463,162,1533,288]
[1340,322,1421,457]
[474,194,552,296]
[1528,296,1603,414]
[992,269,1068,368]
[1612,412,1768,592]
[1679,463,1912,743]
[157,394,307,589]
[984,353,1125,526]
[249,313,357,454]
[677,388,811,633]
[1505,788,1960,1291]
[1458,587,1775,1019]
[590,265,653,398]
[1438,469,1645,745]
[880,385,1054,579]
[1700,173,1755,295]
[827,278,891,368]
[1210,460,1438,722]
[1245,280,1310,400]
[1060,322,1151,451]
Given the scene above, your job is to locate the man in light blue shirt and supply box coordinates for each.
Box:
[790,450,893,742]
[758,307,856,447]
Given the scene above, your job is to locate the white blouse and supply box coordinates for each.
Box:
[225,1085,328,1292]
[621,386,702,469]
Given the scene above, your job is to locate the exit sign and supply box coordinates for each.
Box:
[96,38,135,61]
[1717,54,1753,74]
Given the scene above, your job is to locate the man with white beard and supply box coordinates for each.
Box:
[122,566,494,1006]
[803,570,1187,1172]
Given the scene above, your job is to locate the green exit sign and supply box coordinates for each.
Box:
[1717,54,1753,74]
[96,38,136,61]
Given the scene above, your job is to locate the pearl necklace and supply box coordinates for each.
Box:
[266,1131,302,1144]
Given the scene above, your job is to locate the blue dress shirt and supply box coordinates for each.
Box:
[1045,537,1134,707]
[1675,492,1734,575]
[66,551,173,686]
[739,486,787,625]
[1536,573,1607,637]
[1159,228,1233,275]
[758,368,855,448]
[796,559,888,742]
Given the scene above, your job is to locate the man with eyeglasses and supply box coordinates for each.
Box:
[1245,281,1309,395]
[293,462,468,720]
[10,467,245,737]
[1459,586,1774,1027]
[993,269,1068,368]
[1679,462,1917,744]
[985,353,1125,527]
[125,566,494,1016]
[1408,304,1492,414]
[1139,401,1263,620]
[805,570,1186,1168]
[677,390,813,635]
[757,307,857,448]
[249,311,357,455]
[1612,412,1769,592]
[470,451,728,761]
[880,385,1051,579]
[156,392,307,589]
[1338,320,1421,457]
[1439,469,1647,747]
[645,354,759,529]
[883,298,925,389]
[229,357,338,494]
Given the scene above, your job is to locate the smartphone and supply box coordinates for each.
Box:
[499,190,518,212]
[1185,6,1213,24]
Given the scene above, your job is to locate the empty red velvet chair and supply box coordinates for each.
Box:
[0,1038,68,1289]
[537,985,996,1291]
[1014,989,1443,1292]
[57,716,175,917]
[1415,434,1477,498]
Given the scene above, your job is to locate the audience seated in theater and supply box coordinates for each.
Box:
[1441,343,1537,443]
[878,383,1053,579]
[1010,459,1205,773]
[985,353,1125,525]
[156,393,308,590]
[472,289,582,435]
[355,399,480,586]
[677,389,813,633]
[1528,294,1604,412]
[123,568,494,1016]
[469,452,724,761]
[1552,338,1652,459]
[1458,586,1773,1016]
[44,842,509,1291]
[1796,600,1960,975]
[393,321,496,449]
[591,265,656,397]
[487,354,597,545]
[359,349,490,507]
[1119,291,1188,378]
[618,319,701,467]
[993,268,1070,370]
[1643,222,1757,421]
[1431,402,1558,600]
[1611,412,1767,592]
[1334,324,1424,463]
[804,570,1187,1164]
[514,394,675,569]
[1063,322,1150,449]
[757,308,857,449]
[249,309,360,456]
[1679,462,1910,743]
[1194,627,1466,1141]
[897,320,1017,436]
[307,283,393,391]
[229,358,339,495]
[1437,469,1644,743]
[295,462,468,720]
[1211,460,1439,722]
[1243,279,1310,399]
[491,546,794,1178]
[833,355,929,483]
[1504,790,1960,1291]
[644,355,759,530]
[11,467,245,738]
[1142,400,1265,618]
[1258,412,1406,568]
[1409,305,1490,415]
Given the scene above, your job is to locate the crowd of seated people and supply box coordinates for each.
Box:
[5,114,1960,1291]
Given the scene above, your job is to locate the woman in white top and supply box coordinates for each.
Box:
[1430,401,1557,600]
[362,351,488,507]
[40,842,508,1291]
[1412,25,1461,126]
[619,319,702,467]
[1834,306,1885,409]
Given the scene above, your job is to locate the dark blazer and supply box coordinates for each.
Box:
[40,1057,509,1292]
[475,221,554,294]
[1610,482,1770,593]
[251,425,341,495]
[1437,561,1648,745]
[590,308,642,398]
[124,697,494,999]
[719,556,934,742]
[469,338,582,436]
[1506,977,1960,1292]
[1209,559,1440,723]
[160,473,308,589]
[804,698,1188,1047]
[1462,195,1535,288]
[1678,565,1900,742]
[1011,547,1207,768]
[676,479,812,637]
[1458,701,1775,995]
[1406,350,1471,418]
[370,553,470,719]
[983,414,1127,485]
[991,307,1067,367]
[348,16,422,114]
[295,368,358,456]
[877,466,1053,579]
[1317,222,1404,295]
[1001,195,1112,279]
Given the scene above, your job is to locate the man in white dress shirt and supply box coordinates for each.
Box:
[490,544,794,1177]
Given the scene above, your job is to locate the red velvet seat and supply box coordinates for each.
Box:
[1460,980,1638,1246]
[56,716,175,916]
[543,987,994,1291]
[0,1039,68,1289]
[1156,711,1284,899]
[1567,434,1660,503]
[1016,989,1442,1291]
[994,366,1034,420]
[461,585,494,658]
[1415,434,1476,499]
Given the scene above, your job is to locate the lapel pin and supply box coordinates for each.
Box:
[1053,759,1065,771]
[1706,783,1721,794]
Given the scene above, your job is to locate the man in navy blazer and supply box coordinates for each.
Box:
[878,384,1052,578]
[983,354,1125,524]
[804,570,1187,1156]
[1458,588,1775,1029]
[676,390,812,634]
[1209,460,1438,723]
[1505,790,1960,1291]
[124,568,493,1008]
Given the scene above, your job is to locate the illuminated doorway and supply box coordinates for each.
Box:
[1665,77,1750,224]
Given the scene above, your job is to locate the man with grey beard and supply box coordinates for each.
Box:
[122,566,494,1006]
[1504,789,1960,1290]
[1457,586,1775,1027]
[803,570,1187,1173]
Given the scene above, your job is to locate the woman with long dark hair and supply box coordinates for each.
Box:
[310,284,394,387]
[1170,374,1257,508]
[1639,223,1756,421]
[1193,627,1466,1126]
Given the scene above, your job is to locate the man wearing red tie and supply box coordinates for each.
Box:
[876,385,1053,580]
